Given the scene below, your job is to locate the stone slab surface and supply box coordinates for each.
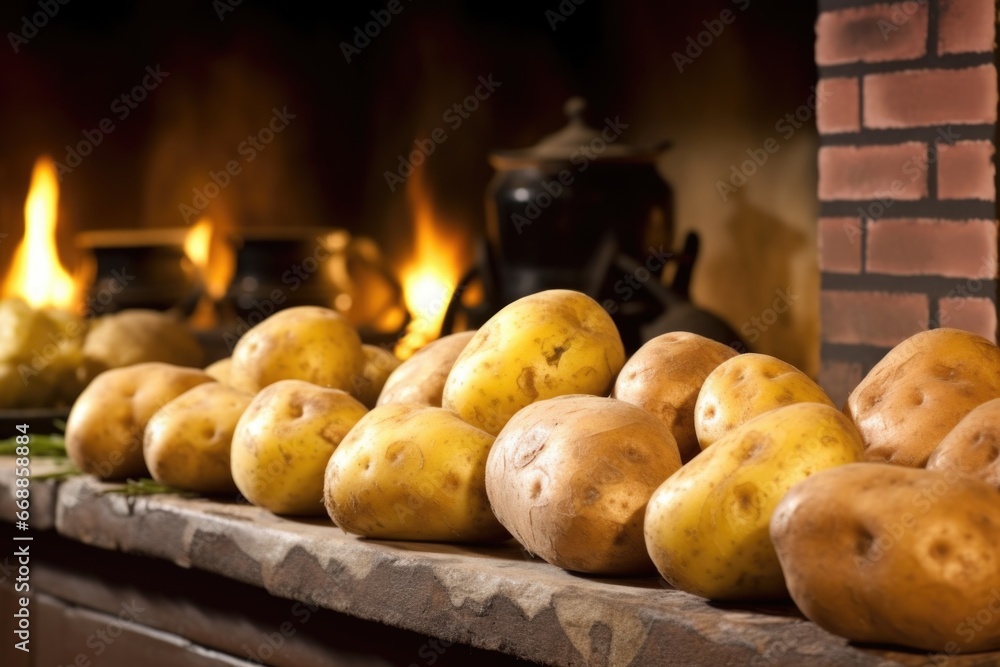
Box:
[2,459,999,666]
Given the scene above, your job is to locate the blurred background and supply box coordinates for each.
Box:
[0,0,820,373]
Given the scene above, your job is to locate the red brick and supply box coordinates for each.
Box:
[937,140,996,201]
[815,4,928,65]
[818,217,863,273]
[821,290,929,347]
[816,77,860,134]
[818,143,928,201]
[939,0,997,55]
[818,359,864,408]
[938,297,998,341]
[866,219,997,278]
[864,66,998,129]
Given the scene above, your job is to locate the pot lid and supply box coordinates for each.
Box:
[490,97,670,167]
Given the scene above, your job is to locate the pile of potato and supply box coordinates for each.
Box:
[0,299,204,409]
[61,289,1000,656]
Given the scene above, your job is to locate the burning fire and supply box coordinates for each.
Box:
[1,156,78,310]
[395,172,469,359]
[183,217,233,299]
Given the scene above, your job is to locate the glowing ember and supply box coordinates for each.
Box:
[395,172,468,359]
[1,156,78,310]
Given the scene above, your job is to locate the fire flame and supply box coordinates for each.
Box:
[183,217,233,300]
[1,156,78,310]
[394,172,468,359]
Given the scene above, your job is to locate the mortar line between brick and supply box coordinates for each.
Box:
[818,52,994,78]
[926,0,940,61]
[820,124,995,146]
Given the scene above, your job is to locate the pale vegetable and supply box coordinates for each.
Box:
[694,353,834,449]
[443,290,625,436]
[926,397,1000,489]
[143,382,253,493]
[83,309,204,372]
[845,328,1000,467]
[352,344,401,408]
[377,331,475,407]
[324,403,507,542]
[228,305,364,394]
[645,402,864,599]
[771,463,1000,652]
[486,395,681,575]
[230,379,367,515]
[65,363,215,479]
[613,331,738,462]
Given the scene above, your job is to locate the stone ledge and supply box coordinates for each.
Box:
[1,459,996,666]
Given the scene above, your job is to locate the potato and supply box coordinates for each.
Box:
[376,331,475,407]
[613,332,738,462]
[143,383,253,493]
[228,306,364,394]
[83,309,204,372]
[65,363,215,479]
[486,395,681,574]
[204,357,232,385]
[443,290,626,436]
[0,299,88,408]
[231,379,367,515]
[324,403,507,542]
[694,353,834,449]
[847,328,1000,467]
[926,397,1000,489]
[352,344,401,408]
[645,402,864,600]
[771,463,1000,652]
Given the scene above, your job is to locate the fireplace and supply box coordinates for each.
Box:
[0,0,822,375]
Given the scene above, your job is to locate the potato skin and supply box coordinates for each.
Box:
[846,328,1000,467]
[65,363,215,480]
[376,331,475,407]
[613,332,738,463]
[143,382,253,493]
[771,463,1000,652]
[231,379,367,515]
[83,309,204,371]
[229,306,364,394]
[443,290,626,436]
[694,353,834,449]
[645,402,864,600]
[352,344,402,409]
[324,403,508,542]
[486,395,682,575]
[926,397,1000,489]
[204,357,232,385]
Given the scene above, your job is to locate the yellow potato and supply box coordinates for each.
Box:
[644,402,864,600]
[204,357,232,385]
[228,306,364,394]
[351,344,401,409]
[771,463,1000,652]
[324,403,508,542]
[443,290,625,436]
[694,353,834,449]
[65,363,215,480]
[231,379,367,515]
[613,331,738,463]
[926,397,1000,489]
[487,395,682,575]
[0,299,88,408]
[143,383,253,493]
[376,331,475,407]
[846,328,1000,467]
[83,309,204,372]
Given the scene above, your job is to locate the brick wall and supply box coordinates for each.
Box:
[815,0,999,405]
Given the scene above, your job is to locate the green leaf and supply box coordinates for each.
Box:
[99,478,197,498]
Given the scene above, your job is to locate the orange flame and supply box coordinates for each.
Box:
[183,217,233,300]
[1,157,77,310]
[394,172,468,359]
